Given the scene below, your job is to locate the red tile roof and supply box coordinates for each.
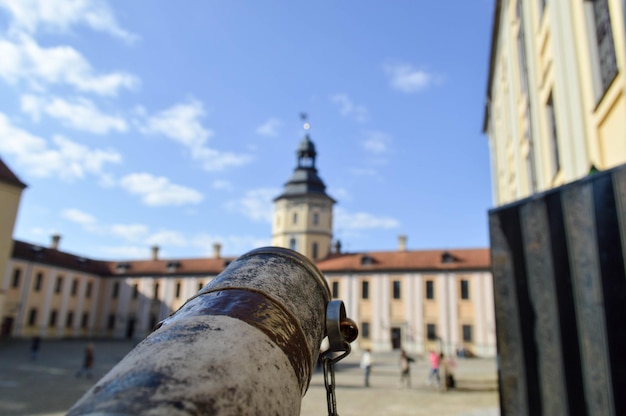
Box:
[316,248,490,273]
[0,158,27,189]
[12,240,490,277]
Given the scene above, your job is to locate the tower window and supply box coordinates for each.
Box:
[313,212,319,225]
[289,238,297,251]
[312,242,319,259]
[293,213,298,224]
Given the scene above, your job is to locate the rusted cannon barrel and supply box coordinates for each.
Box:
[68,247,333,415]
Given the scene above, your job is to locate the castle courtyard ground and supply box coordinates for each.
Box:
[0,339,499,415]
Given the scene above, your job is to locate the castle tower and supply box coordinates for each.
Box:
[271,119,335,260]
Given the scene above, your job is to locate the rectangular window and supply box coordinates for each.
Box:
[313,212,319,225]
[28,308,38,326]
[55,276,63,294]
[463,324,473,342]
[427,323,437,340]
[86,281,92,298]
[81,313,89,329]
[133,284,139,299]
[332,281,339,299]
[586,0,618,97]
[71,279,78,296]
[154,283,160,299]
[66,312,74,328]
[361,322,370,339]
[112,282,120,299]
[107,314,115,330]
[460,280,470,300]
[198,282,204,291]
[175,282,181,299]
[34,272,43,292]
[392,280,401,299]
[312,242,319,260]
[546,93,561,177]
[12,268,21,288]
[49,310,58,327]
[293,213,298,224]
[361,281,369,300]
[426,280,434,299]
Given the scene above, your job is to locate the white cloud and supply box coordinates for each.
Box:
[0,36,139,95]
[138,99,252,171]
[362,131,392,155]
[255,118,282,137]
[335,207,400,230]
[21,94,127,134]
[61,208,97,226]
[384,63,438,93]
[330,94,368,122]
[145,230,188,247]
[110,223,149,241]
[212,179,233,191]
[119,173,204,206]
[0,0,138,43]
[226,188,278,223]
[0,113,121,180]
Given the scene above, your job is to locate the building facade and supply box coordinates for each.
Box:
[484,0,626,206]
[0,132,496,357]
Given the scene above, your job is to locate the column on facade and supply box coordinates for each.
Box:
[348,274,359,329]
[88,278,100,336]
[411,273,424,354]
[74,276,87,335]
[57,271,71,338]
[14,262,33,336]
[114,279,133,338]
[447,273,459,357]
[135,278,152,337]
[372,274,390,352]
[41,268,56,337]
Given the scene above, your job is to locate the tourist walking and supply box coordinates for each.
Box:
[428,350,440,387]
[399,349,414,388]
[360,348,372,387]
[76,343,95,378]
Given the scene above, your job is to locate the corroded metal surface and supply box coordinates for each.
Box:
[68,247,331,415]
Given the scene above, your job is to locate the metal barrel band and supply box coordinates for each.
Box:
[160,287,313,395]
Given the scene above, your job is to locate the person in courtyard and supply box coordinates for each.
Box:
[428,350,440,387]
[75,343,95,378]
[360,348,372,387]
[440,353,456,391]
[399,349,415,388]
[30,336,41,361]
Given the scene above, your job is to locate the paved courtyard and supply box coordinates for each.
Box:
[0,338,499,415]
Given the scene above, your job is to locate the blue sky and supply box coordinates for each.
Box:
[0,0,495,260]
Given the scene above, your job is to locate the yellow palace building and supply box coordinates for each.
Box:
[0,131,496,357]
[484,0,626,206]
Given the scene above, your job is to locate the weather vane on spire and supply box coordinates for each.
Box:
[300,112,310,131]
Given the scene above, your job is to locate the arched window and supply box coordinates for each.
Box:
[289,238,297,251]
[313,212,319,225]
[293,213,298,224]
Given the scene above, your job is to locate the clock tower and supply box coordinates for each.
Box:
[271,120,335,260]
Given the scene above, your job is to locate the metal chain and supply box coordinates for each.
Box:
[321,348,350,416]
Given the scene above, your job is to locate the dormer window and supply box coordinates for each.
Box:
[116,263,131,273]
[361,255,375,266]
[441,252,456,264]
[166,261,181,273]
